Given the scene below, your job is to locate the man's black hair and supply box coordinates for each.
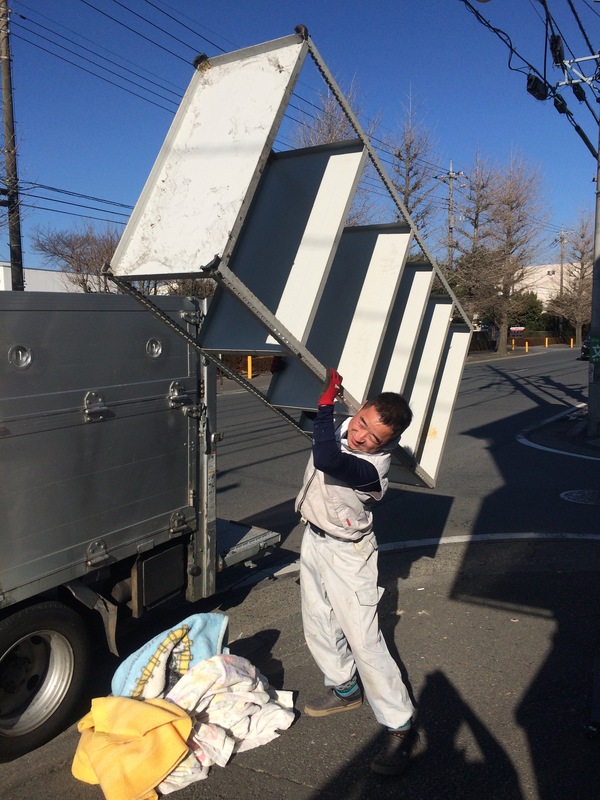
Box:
[365,392,412,438]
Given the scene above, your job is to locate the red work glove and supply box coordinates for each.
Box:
[318,368,343,406]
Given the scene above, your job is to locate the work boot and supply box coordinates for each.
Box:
[304,687,363,717]
[370,726,418,776]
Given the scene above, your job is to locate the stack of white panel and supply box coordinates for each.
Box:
[110,33,472,487]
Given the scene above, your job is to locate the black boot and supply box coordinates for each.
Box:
[370,726,417,776]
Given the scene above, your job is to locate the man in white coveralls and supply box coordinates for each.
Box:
[296,367,416,776]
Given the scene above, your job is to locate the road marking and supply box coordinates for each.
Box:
[516,403,600,461]
[226,531,600,591]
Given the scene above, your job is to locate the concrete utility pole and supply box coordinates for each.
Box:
[590,122,600,437]
[556,53,600,439]
[436,161,466,270]
[0,0,24,291]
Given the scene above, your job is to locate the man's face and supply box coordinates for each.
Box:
[346,404,395,454]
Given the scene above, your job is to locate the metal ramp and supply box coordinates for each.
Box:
[107,29,472,489]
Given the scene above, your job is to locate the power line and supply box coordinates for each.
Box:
[565,0,595,55]
[76,0,190,64]
[19,181,134,210]
[138,0,226,54]
[11,31,177,113]
[19,202,127,225]
[13,10,183,99]
[14,0,184,93]
[23,192,131,218]
[12,18,180,107]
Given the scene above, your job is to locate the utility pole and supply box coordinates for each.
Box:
[555,54,600,438]
[558,227,565,299]
[0,0,24,291]
[435,161,466,270]
[590,120,600,437]
[556,227,566,341]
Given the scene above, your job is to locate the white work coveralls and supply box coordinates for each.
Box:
[296,417,414,729]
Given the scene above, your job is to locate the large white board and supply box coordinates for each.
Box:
[111,36,307,278]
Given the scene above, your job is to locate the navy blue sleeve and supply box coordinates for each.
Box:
[312,405,381,492]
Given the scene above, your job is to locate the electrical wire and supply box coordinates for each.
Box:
[12,10,184,99]
[11,31,177,113]
[14,0,184,93]
[11,18,181,107]
[76,0,189,64]
[138,0,227,54]
[565,0,595,55]
[19,181,134,210]
[459,0,598,158]
[3,0,590,256]
[19,202,127,225]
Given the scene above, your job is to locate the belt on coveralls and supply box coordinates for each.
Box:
[307,521,366,543]
[308,522,328,537]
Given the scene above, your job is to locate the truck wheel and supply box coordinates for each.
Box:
[0,601,90,761]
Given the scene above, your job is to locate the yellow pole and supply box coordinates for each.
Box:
[247,356,252,379]
[545,337,548,348]
[570,338,574,349]
[525,341,529,353]
[511,338,515,351]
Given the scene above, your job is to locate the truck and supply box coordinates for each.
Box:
[0,289,284,760]
[0,28,471,760]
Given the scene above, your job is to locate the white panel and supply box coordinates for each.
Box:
[370,263,434,395]
[199,142,366,352]
[267,225,410,410]
[337,231,411,401]
[111,37,307,278]
[267,148,367,343]
[400,297,453,455]
[417,326,471,482]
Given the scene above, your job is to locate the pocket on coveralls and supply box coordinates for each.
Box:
[355,586,386,653]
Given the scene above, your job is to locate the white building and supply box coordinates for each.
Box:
[517,263,562,308]
[0,262,80,292]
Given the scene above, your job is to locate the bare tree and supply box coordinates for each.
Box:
[386,94,440,248]
[488,155,547,353]
[291,80,380,225]
[452,153,547,353]
[32,223,121,292]
[547,211,593,346]
[292,83,359,148]
[450,155,496,321]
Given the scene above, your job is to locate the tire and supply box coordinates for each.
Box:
[0,601,90,761]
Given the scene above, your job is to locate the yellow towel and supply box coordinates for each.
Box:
[72,696,192,800]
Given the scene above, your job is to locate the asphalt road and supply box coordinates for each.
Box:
[2,345,598,799]
[215,345,597,559]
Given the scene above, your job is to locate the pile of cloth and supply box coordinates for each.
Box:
[72,612,295,800]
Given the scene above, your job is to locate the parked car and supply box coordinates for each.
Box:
[581,336,590,360]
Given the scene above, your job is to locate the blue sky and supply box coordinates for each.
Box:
[5,0,599,268]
